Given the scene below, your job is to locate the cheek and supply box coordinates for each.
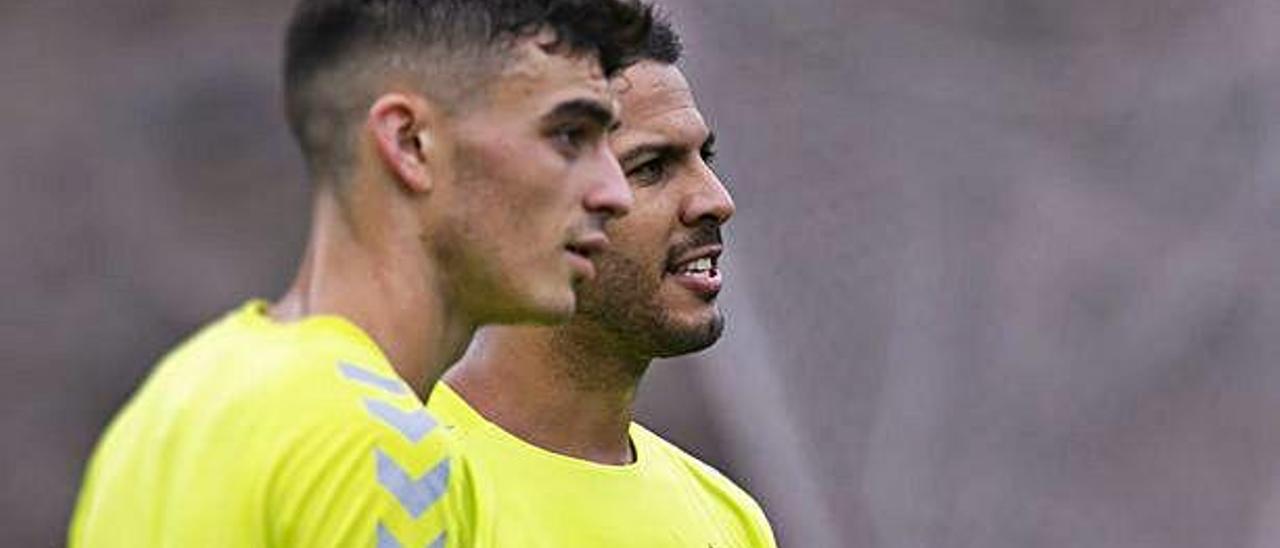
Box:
[607,195,677,253]
[462,143,569,241]
[500,144,574,208]
[581,248,661,315]
[606,220,669,275]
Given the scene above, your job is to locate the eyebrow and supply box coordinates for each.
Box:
[701,131,717,157]
[543,98,619,131]
[618,142,681,167]
[619,130,718,167]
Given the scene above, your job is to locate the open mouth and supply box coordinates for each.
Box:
[669,255,718,278]
[666,247,723,299]
[564,242,594,260]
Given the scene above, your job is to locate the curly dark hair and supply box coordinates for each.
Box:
[283,0,655,180]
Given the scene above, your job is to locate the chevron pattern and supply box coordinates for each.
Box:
[376,522,447,548]
[336,361,452,546]
[338,362,410,395]
[364,398,437,443]
[428,532,447,548]
[376,522,402,548]
[375,448,451,518]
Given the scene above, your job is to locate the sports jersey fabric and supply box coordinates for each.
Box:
[71,301,471,547]
[426,381,776,548]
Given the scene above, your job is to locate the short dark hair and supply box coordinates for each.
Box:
[283,0,655,181]
[639,13,682,65]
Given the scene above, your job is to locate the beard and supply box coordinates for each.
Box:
[571,244,725,360]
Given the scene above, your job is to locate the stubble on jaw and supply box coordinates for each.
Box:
[550,246,726,392]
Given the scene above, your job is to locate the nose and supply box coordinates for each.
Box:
[680,163,735,227]
[582,146,634,219]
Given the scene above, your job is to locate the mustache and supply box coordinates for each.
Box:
[665,222,724,265]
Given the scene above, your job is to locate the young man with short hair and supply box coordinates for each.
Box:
[70,1,654,546]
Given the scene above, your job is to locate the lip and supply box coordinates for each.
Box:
[666,245,724,299]
[565,233,610,282]
[670,268,722,299]
[564,249,596,281]
[568,233,610,257]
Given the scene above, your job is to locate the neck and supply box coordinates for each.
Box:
[445,325,650,465]
[272,186,475,401]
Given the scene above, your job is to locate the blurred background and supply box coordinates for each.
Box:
[6,0,1280,546]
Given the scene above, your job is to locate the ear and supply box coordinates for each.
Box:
[530,26,561,53]
[368,93,437,193]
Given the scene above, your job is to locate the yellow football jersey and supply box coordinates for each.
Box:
[71,301,472,547]
[427,381,777,548]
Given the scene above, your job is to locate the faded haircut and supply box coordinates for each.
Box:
[283,0,655,181]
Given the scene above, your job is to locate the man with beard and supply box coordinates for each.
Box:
[428,21,777,547]
[70,1,654,546]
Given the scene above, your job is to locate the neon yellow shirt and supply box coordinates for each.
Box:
[71,301,472,547]
[426,381,777,548]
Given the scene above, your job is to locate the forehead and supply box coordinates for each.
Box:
[613,63,705,144]
[478,36,616,117]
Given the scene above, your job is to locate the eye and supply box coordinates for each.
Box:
[627,157,671,187]
[549,124,599,158]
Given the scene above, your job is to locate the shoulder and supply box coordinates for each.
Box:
[631,423,742,496]
[78,305,471,547]
[632,423,778,546]
[193,305,469,546]
[270,359,449,491]
[269,362,469,547]
[153,303,407,423]
[425,380,487,444]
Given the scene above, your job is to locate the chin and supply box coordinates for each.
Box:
[671,304,721,331]
[651,309,725,358]
[519,290,578,325]
[527,303,576,325]
[481,282,577,326]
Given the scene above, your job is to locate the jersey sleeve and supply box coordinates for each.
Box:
[266,386,474,548]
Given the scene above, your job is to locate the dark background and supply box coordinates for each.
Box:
[7,1,1280,546]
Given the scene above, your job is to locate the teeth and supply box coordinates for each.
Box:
[680,257,714,274]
